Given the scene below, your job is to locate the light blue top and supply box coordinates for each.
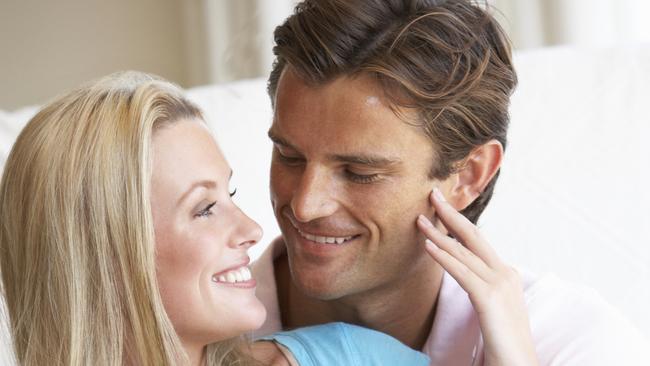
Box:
[258,322,430,366]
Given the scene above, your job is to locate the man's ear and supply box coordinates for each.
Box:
[446,140,503,211]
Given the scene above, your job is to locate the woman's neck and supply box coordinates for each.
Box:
[182,341,206,366]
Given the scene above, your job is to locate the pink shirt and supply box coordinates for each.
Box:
[253,239,650,365]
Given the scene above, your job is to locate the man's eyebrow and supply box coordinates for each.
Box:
[331,154,402,168]
[268,130,400,167]
[267,130,294,148]
[176,170,233,206]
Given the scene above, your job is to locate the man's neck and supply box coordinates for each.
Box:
[275,253,444,350]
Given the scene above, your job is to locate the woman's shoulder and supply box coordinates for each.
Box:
[261,322,430,366]
[249,340,295,366]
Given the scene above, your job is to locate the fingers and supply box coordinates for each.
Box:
[418,190,538,364]
[428,188,500,268]
[431,213,446,233]
[424,238,487,295]
[418,214,493,283]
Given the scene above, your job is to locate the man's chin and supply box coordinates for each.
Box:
[284,238,362,300]
[289,265,351,301]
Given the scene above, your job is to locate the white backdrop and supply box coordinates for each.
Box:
[492,0,650,48]
[191,0,650,83]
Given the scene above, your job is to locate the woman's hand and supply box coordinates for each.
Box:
[416,188,539,366]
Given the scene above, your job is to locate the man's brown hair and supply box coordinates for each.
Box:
[268,0,517,223]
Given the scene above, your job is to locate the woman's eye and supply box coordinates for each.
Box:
[229,188,237,197]
[195,201,217,218]
[345,170,380,184]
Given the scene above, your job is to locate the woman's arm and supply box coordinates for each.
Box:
[417,188,539,366]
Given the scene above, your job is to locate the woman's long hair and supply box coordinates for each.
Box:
[0,72,255,365]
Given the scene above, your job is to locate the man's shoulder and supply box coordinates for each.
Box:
[524,273,650,364]
[525,273,627,328]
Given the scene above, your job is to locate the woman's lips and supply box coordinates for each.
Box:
[212,259,256,288]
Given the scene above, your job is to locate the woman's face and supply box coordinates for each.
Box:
[151,118,266,349]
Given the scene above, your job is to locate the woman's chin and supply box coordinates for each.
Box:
[215,298,267,340]
[244,298,268,331]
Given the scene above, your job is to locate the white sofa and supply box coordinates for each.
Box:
[1,44,649,362]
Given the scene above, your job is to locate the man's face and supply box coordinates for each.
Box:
[269,69,439,301]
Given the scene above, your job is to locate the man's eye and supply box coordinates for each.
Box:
[195,201,217,218]
[276,151,304,165]
[345,170,380,184]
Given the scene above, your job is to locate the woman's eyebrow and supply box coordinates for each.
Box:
[176,170,233,206]
[177,180,217,206]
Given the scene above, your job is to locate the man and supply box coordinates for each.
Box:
[253,0,649,364]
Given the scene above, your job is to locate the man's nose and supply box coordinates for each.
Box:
[290,166,339,223]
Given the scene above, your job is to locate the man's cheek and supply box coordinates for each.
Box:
[269,167,293,206]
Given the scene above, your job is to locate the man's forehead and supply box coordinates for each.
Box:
[277,68,388,104]
[276,69,422,129]
[271,68,433,170]
[365,95,381,107]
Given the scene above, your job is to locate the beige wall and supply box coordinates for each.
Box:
[0,0,188,110]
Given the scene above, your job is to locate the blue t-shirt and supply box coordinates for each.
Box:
[258,322,430,366]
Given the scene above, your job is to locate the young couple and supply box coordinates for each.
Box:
[1,0,647,365]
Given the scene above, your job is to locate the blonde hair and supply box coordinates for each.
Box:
[0,72,256,365]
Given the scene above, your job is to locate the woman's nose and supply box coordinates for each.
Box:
[230,207,263,249]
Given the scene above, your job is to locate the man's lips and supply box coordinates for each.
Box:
[283,211,362,245]
[296,228,359,244]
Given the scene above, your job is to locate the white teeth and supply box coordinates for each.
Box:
[213,266,252,284]
[242,268,251,281]
[298,230,354,245]
[226,272,236,283]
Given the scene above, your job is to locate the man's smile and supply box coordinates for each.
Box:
[296,229,358,245]
[283,209,363,242]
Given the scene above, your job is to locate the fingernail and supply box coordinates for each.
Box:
[418,214,433,228]
[433,188,446,202]
[425,239,438,250]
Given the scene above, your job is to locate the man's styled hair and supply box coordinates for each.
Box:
[268,0,517,223]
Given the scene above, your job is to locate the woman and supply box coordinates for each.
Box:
[0,72,430,365]
[0,71,262,365]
